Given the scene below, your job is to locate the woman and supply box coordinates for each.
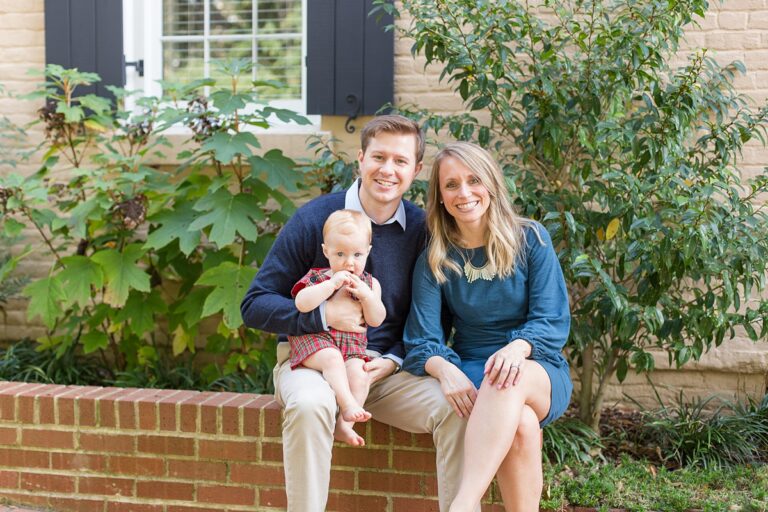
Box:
[403,142,572,512]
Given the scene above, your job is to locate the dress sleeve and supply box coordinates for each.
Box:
[402,252,461,376]
[506,223,571,368]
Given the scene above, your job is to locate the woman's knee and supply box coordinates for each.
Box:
[511,405,542,454]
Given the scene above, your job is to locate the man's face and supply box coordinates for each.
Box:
[357,132,422,215]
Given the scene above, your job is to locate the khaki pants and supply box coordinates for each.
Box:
[273,342,474,512]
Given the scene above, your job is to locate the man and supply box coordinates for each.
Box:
[241,115,468,511]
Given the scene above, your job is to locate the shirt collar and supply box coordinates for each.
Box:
[344,179,407,230]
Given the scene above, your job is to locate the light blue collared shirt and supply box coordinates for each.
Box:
[319,178,407,368]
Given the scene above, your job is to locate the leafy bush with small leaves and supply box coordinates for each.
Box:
[375,0,768,430]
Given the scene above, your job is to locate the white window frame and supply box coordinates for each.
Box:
[123,0,317,129]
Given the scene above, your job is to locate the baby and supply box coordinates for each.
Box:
[288,209,386,446]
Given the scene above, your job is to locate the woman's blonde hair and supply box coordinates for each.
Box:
[426,142,539,283]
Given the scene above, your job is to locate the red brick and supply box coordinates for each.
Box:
[260,442,283,462]
[371,421,391,445]
[393,427,413,446]
[259,487,287,508]
[109,455,164,477]
[78,475,134,496]
[198,484,256,505]
[37,385,71,424]
[393,497,441,512]
[167,507,219,512]
[98,394,118,428]
[327,492,388,512]
[333,446,389,469]
[179,392,218,433]
[199,396,227,434]
[51,452,107,472]
[0,448,49,468]
[108,503,164,512]
[261,399,283,438]
[49,496,104,512]
[136,481,194,500]
[21,429,74,449]
[0,392,15,421]
[359,470,424,494]
[168,460,226,482]
[330,469,355,491]
[56,395,76,425]
[21,472,75,493]
[0,426,17,444]
[221,394,257,435]
[0,470,19,489]
[77,387,119,427]
[79,433,135,453]
[393,449,436,472]
[137,399,157,431]
[230,463,284,485]
[158,391,198,431]
[413,433,434,449]
[115,395,137,430]
[199,439,258,462]
[137,434,194,456]
[0,382,29,393]
[242,395,273,437]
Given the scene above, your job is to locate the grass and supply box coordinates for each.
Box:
[541,456,768,512]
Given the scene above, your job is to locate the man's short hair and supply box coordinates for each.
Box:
[360,114,425,163]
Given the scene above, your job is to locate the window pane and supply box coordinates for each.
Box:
[163,41,205,83]
[209,39,253,84]
[211,0,253,35]
[257,0,301,35]
[163,0,204,36]
[256,37,301,99]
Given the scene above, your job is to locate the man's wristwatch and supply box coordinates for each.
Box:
[390,360,402,374]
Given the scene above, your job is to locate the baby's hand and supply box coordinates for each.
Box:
[346,274,373,301]
[329,270,353,290]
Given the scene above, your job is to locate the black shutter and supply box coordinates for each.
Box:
[306,0,394,117]
[44,0,125,98]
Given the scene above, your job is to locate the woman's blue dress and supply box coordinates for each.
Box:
[402,222,572,426]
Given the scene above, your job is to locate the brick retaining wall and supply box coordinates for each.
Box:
[0,381,503,512]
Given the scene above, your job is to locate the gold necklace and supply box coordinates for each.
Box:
[463,258,496,283]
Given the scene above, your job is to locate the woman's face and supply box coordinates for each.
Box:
[438,155,491,235]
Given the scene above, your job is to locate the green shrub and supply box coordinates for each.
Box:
[377,0,768,430]
[0,61,310,385]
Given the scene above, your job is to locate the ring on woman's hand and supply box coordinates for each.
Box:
[510,363,520,369]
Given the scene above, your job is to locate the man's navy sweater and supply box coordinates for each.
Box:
[240,191,427,360]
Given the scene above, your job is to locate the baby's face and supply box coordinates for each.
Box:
[322,228,371,276]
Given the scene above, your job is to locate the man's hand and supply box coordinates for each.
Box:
[326,293,366,333]
[363,358,397,384]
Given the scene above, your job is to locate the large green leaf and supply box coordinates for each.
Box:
[189,190,261,247]
[81,331,109,354]
[23,275,66,329]
[201,132,261,163]
[58,255,105,308]
[249,149,302,193]
[91,244,151,307]
[196,262,257,328]
[145,202,202,256]
[114,290,167,336]
[173,286,212,328]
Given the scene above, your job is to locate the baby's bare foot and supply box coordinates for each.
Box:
[334,421,365,446]
[341,404,371,423]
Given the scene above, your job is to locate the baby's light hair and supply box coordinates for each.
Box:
[323,209,372,242]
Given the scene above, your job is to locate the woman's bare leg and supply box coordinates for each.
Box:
[448,362,551,512]
[334,358,372,446]
[495,406,543,512]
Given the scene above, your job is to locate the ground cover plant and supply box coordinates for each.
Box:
[375,0,768,430]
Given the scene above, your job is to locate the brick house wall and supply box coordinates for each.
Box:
[0,0,766,407]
